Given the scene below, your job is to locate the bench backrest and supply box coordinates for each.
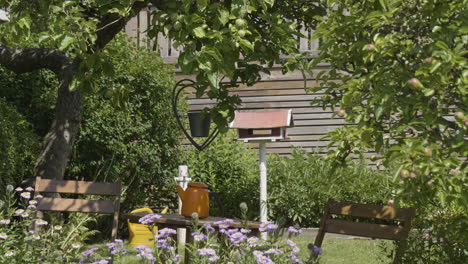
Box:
[314,200,415,263]
[34,177,121,240]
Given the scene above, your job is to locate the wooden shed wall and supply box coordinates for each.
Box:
[125,10,376,161]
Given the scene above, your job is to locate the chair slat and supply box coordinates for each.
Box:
[325,219,404,240]
[328,200,412,221]
[37,198,115,214]
[36,179,120,196]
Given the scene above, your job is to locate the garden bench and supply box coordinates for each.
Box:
[313,200,415,264]
[34,177,121,240]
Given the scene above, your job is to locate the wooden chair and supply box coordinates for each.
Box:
[313,200,415,264]
[34,177,121,240]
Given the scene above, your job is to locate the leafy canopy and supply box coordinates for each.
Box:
[307,0,467,210]
[0,0,324,131]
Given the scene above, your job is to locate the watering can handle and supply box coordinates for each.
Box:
[209,192,223,213]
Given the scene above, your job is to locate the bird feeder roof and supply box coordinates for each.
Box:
[229,109,294,129]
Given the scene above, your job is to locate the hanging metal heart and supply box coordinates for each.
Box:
[172,79,219,151]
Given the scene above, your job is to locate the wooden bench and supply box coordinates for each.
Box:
[34,177,121,240]
[314,200,415,264]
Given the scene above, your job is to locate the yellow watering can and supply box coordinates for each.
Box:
[127,207,168,246]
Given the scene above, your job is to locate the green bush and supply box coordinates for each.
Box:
[0,98,40,189]
[68,36,184,225]
[185,132,259,219]
[268,149,392,227]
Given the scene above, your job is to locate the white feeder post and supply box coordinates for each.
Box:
[259,142,268,240]
[174,165,191,249]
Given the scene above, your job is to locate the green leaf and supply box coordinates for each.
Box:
[217,8,230,25]
[423,89,435,97]
[17,16,31,30]
[60,36,75,50]
[238,38,254,51]
[264,0,275,8]
[197,0,208,11]
[207,72,219,89]
[192,27,206,38]
[182,0,193,12]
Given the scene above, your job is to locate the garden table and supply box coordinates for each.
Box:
[124,212,262,263]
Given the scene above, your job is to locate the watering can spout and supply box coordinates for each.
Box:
[176,185,186,202]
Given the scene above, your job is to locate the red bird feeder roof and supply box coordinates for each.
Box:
[229,110,294,129]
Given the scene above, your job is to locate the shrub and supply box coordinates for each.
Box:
[268,149,392,227]
[184,132,259,219]
[0,98,40,189]
[67,36,184,235]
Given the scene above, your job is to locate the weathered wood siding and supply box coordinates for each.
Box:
[125,10,372,160]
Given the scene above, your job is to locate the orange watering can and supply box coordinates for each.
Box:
[176,182,210,218]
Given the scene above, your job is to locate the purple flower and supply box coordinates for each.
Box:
[313,245,323,255]
[20,192,31,199]
[4,251,14,257]
[0,219,10,225]
[155,227,177,239]
[138,213,161,225]
[264,248,282,255]
[20,211,29,218]
[15,187,23,192]
[34,194,44,199]
[289,254,304,264]
[208,255,220,262]
[173,254,182,261]
[288,226,302,234]
[228,232,247,244]
[28,205,36,210]
[259,222,278,232]
[29,200,38,205]
[25,187,34,192]
[214,219,233,229]
[248,237,259,247]
[14,209,24,215]
[192,232,207,241]
[82,248,99,257]
[241,228,251,234]
[0,232,8,239]
[198,248,217,256]
[35,219,48,226]
[203,223,216,233]
[287,240,300,253]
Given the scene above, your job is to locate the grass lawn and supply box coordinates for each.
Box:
[292,237,393,264]
[90,236,393,263]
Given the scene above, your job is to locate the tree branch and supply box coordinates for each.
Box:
[0,44,70,74]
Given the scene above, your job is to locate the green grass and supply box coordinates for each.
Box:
[89,237,393,264]
[291,237,393,264]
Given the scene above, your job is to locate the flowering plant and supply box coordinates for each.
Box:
[0,185,98,263]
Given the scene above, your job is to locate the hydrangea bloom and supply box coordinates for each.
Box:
[138,213,162,225]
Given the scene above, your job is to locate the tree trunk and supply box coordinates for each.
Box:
[33,60,83,180]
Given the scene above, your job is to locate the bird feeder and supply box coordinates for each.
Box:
[229,109,294,142]
[229,109,294,239]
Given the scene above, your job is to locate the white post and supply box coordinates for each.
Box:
[174,165,191,250]
[259,142,268,240]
